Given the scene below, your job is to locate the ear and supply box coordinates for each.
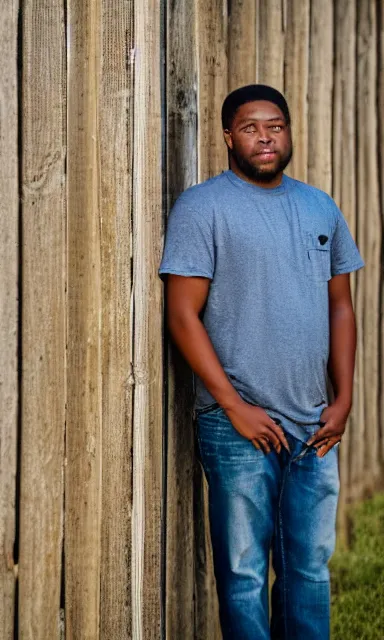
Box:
[223,129,233,150]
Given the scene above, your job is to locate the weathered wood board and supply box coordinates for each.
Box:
[284,0,309,182]
[379,0,384,464]
[65,2,102,637]
[228,0,257,92]
[166,0,198,637]
[356,0,381,488]
[18,3,66,638]
[256,0,285,92]
[0,3,19,638]
[98,2,134,638]
[196,0,228,180]
[307,0,333,193]
[131,1,164,637]
[332,0,358,536]
[194,2,228,638]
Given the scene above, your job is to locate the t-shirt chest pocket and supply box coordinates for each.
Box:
[305,231,331,282]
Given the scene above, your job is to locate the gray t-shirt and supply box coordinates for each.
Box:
[159,170,364,441]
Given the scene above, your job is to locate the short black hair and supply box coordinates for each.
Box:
[222,84,291,130]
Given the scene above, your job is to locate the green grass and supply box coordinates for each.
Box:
[330,493,384,639]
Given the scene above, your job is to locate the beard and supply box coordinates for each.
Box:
[230,145,293,184]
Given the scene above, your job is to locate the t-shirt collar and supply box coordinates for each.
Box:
[225,169,288,195]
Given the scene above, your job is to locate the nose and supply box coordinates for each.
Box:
[258,125,272,144]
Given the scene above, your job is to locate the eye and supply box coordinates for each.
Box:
[270,125,283,132]
[243,125,257,133]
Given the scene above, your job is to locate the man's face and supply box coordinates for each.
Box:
[224,100,293,184]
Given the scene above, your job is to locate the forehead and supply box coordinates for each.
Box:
[233,100,285,125]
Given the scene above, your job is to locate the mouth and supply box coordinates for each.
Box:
[255,150,277,162]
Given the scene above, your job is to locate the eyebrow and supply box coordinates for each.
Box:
[238,116,285,126]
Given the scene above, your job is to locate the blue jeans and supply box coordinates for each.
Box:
[197,407,339,640]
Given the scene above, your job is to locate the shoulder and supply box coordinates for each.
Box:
[174,172,229,213]
[287,176,339,222]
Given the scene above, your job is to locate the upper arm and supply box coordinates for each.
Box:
[328,273,353,311]
[330,204,364,277]
[159,201,215,280]
[166,274,211,320]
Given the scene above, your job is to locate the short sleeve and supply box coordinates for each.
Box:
[159,200,215,279]
[331,207,365,277]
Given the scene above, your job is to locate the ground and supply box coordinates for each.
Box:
[330,493,384,639]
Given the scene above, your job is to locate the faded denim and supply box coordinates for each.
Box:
[197,406,339,640]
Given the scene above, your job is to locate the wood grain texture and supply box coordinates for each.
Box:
[166,350,195,640]
[166,0,198,637]
[196,0,228,180]
[0,3,18,638]
[194,464,222,640]
[98,2,134,638]
[307,0,333,193]
[65,2,102,637]
[332,0,358,534]
[18,3,66,638]
[228,0,256,92]
[256,0,285,91]
[284,0,309,182]
[193,1,227,637]
[131,1,163,637]
[379,0,384,465]
[356,0,381,487]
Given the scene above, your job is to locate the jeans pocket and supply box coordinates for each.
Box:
[195,402,222,416]
[197,410,263,469]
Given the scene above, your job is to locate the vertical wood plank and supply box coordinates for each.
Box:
[196,0,228,180]
[284,0,309,182]
[356,0,381,487]
[18,3,66,638]
[194,469,222,640]
[0,3,19,637]
[194,1,227,637]
[379,0,384,465]
[166,0,198,637]
[307,0,333,193]
[132,1,163,637]
[166,350,195,640]
[66,2,102,637]
[98,3,134,638]
[332,0,358,537]
[256,0,285,92]
[228,0,256,92]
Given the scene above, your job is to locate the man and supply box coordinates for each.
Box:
[159,85,364,639]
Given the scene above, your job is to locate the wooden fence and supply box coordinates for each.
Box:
[0,0,383,638]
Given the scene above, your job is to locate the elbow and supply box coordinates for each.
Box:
[329,301,355,321]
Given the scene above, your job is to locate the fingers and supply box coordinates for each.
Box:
[252,437,272,454]
[252,429,283,455]
[252,437,274,454]
[267,420,290,453]
[259,437,272,454]
[307,426,330,447]
[315,436,341,457]
[262,430,281,453]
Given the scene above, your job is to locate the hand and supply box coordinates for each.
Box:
[307,400,351,457]
[225,400,290,454]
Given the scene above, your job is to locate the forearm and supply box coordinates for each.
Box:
[328,304,356,406]
[168,311,242,411]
